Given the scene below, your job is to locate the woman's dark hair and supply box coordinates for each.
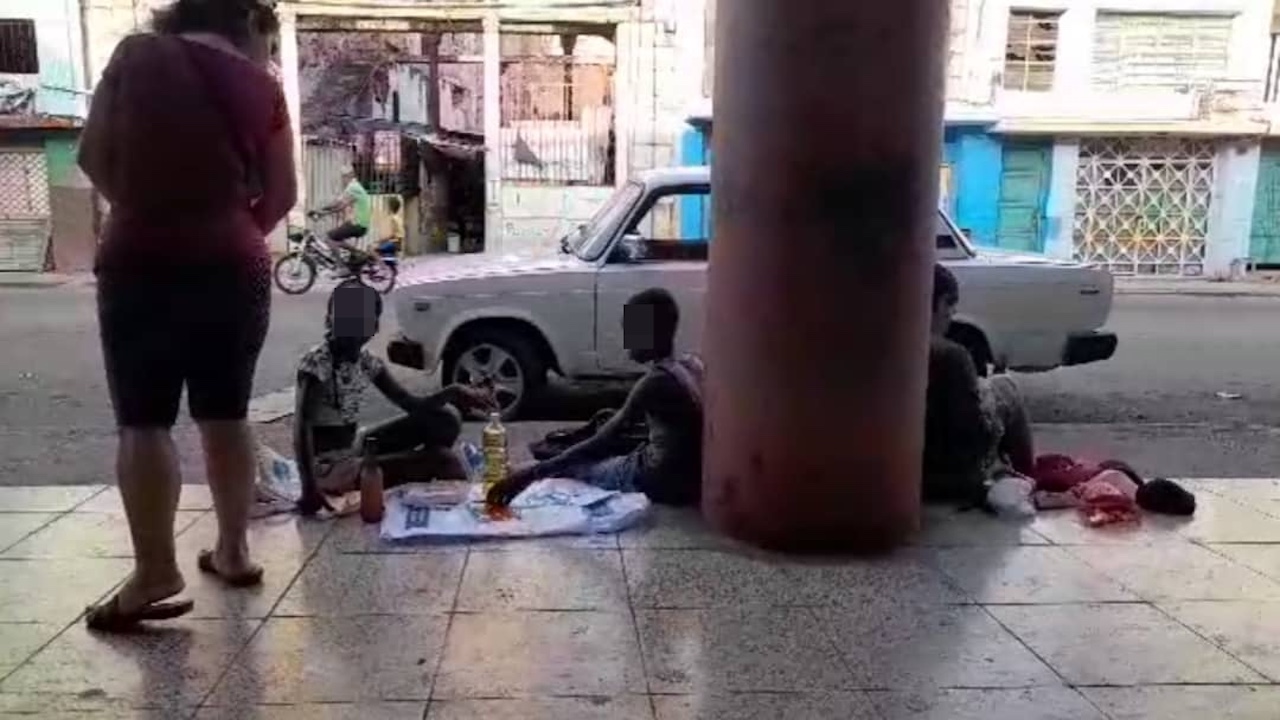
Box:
[388,196,403,213]
[626,287,680,349]
[933,263,959,308]
[153,0,280,47]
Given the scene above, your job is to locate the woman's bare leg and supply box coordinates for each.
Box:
[198,419,260,577]
[114,427,185,609]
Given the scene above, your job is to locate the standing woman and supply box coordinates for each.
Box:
[78,0,296,630]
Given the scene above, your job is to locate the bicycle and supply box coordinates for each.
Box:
[272,223,398,295]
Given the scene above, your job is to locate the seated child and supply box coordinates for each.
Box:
[376,195,405,262]
[924,264,1034,505]
[487,288,704,508]
[295,280,495,515]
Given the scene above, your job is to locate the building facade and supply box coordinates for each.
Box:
[273,0,702,256]
[0,0,92,272]
[687,0,1279,278]
[946,0,1276,278]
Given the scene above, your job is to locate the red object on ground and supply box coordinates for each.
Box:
[700,0,947,552]
[1074,470,1140,527]
[1032,454,1100,493]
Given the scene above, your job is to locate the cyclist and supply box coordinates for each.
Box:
[309,164,372,267]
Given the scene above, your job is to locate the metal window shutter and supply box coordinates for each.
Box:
[1093,13,1232,90]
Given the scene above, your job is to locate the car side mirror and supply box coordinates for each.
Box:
[610,233,645,263]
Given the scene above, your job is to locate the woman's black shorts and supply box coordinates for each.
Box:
[97,258,271,428]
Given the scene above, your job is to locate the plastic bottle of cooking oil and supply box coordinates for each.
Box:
[481,412,507,489]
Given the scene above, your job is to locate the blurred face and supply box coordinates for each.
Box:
[623,303,666,364]
[931,294,958,337]
[328,286,380,360]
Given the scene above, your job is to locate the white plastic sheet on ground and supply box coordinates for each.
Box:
[381,478,651,542]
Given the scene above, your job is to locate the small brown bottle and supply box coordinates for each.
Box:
[359,438,385,524]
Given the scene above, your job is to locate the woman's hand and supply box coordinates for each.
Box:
[486,464,538,507]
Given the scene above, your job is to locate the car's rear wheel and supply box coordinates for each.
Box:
[443,328,546,420]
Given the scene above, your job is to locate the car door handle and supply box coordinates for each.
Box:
[1079,286,1101,296]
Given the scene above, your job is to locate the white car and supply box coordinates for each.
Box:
[388,166,1117,417]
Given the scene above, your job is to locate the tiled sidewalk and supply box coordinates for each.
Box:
[1,480,1279,719]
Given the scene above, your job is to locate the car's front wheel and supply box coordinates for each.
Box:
[442,328,547,420]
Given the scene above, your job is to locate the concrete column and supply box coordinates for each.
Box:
[483,11,503,252]
[702,0,948,553]
[278,8,305,233]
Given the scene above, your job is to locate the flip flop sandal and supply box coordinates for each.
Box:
[197,549,265,588]
[85,594,194,632]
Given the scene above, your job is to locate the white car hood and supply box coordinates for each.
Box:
[398,252,584,288]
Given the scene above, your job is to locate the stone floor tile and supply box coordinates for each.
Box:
[636,607,854,693]
[652,692,876,720]
[1029,509,1190,546]
[1083,685,1280,720]
[988,603,1265,685]
[194,702,427,719]
[1069,543,1280,601]
[1210,543,1280,582]
[0,558,132,623]
[2,511,205,559]
[322,516,470,555]
[871,687,1105,720]
[0,619,257,710]
[0,513,55,553]
[779,551,969,607]
[173,514,331,620]
[0,705,177,719]
[427,696,653,719]
[925,546,1136,604]
[912,507,1049,547]
[77,486,216,514]
[1192,478,1280,503]
[626,548,964,609]
[434,611,645,699]
[0,623,60,676]
[815,604,1057,690]
[623,550,799,608]
[208,616,447,704]
[0,486,104,513]
[619,506,743,550]
[1160,600,1280,681]
[1176,495,1280,543]
[456,548,628,611]
[467,534,620,552]
[275,552,465,617]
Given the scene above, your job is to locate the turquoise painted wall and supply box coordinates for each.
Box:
[680,122,1056,255]
[679,127,709,241]
[947,127,1003,248]
[1250,142,1280,265]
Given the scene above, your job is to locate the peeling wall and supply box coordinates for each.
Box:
[2,0,89,120]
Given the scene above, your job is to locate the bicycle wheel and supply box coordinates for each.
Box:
[273,253,317,294]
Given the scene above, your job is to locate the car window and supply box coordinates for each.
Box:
[936,214,956,250]
[626,185,711,243]
[609,184,712,264]
[573,181,644,261]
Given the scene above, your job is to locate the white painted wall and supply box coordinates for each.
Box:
[3,0,90,119]
[956,0,1274,132]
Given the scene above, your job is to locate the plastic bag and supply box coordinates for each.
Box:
[986,475,1036,519]
[1074,470,1140,527]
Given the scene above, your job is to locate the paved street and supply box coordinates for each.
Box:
[2,285,1280,484]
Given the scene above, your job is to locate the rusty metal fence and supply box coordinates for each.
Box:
[499,63,615,186]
